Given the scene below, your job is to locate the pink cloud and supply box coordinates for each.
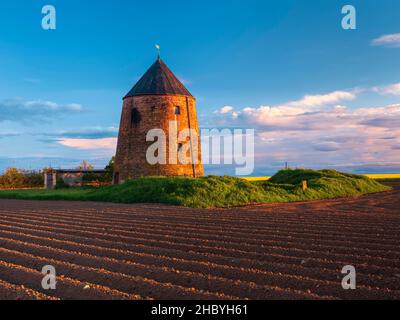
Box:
[372,83,400,96]
[371,33,400,47]
[283,91,356,108]
[216,89,400,168]
[58,138,117,150]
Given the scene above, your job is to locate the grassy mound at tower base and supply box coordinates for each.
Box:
[0,169,390,208]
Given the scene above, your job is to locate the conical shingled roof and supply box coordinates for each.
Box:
[125,58,193,98]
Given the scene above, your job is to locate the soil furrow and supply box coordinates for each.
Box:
[0,220,399,271]
[0,240,332,300]
[8,205,399,240]
[3,212,399,250]
[1,234,398,299]
[0,227,398,293]
[0,278,57,300]
[0,248,236,300]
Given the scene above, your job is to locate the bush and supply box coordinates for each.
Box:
[0,168,44,189]
[81,157,115,186]
[24,172,44,188]
[0,168,27,189]
[104,156,115,182]
[55,178,70,189]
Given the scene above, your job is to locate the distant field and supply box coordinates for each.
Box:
[243,177,271,181]
[364,174,400,180]
[244,173,400,181]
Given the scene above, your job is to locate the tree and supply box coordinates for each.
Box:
[76,161,94,171]
[105,156,115,177]
[24,171,43,188]
[82,157,115,186]
[0,167,26,189]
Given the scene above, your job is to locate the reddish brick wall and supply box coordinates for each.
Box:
[114,95,204,182]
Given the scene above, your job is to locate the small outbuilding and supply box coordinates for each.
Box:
[44,169,106,189]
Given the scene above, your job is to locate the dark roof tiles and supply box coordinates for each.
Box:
[125,58,193,98]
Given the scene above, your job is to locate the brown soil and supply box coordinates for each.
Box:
[0,182,399,300]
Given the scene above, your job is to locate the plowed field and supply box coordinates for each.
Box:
[0,182,399,300]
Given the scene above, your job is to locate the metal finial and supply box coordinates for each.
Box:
[155,44,161,59]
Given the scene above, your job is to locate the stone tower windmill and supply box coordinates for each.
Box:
[113,57,204,184]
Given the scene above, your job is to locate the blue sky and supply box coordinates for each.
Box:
[1,0,400,175]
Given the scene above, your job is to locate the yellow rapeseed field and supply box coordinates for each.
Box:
[364,174,400,179]
[243,177,271,181]
[243,174,400,181]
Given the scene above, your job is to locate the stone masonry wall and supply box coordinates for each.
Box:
[114,95,204,182]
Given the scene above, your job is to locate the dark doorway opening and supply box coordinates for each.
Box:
[46,173,54,189]
[131,108,141,127]
[114,172,120,185]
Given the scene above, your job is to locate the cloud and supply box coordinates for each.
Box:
[44,126,119,139]
[360,117,400,129]
[218,106,234,114]
[216,90,356,126]
[216,106,239,119]
[0,98,84,123]
[0,132,20,139]
[313,143,340,152]
[222,87,399,132]
[242,103,400,134]
[57,138,117,150]
[239,104,354,131]
[372,83,400,96]
[215,89,400,168]
[283,91,356,108]
[371,33,400,47]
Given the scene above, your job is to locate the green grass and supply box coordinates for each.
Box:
[364,174,400,180]
[0,169,391,208]
[376,178,400,184]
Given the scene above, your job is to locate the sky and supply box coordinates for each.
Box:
[0,0,400,175]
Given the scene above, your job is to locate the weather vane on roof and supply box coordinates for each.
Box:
[155,44,161,59]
